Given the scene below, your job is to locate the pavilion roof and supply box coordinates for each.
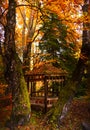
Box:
[26,63,67,76]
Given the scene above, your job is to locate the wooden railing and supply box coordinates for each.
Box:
[30,97,58,108]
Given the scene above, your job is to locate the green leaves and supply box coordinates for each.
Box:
[39,11,77,74]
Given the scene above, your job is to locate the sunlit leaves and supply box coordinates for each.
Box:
[40,0,84,54]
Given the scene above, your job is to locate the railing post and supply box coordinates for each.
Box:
[27,76,29,92]
[44,76,48,113]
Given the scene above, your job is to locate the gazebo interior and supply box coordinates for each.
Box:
[25,64,67,112]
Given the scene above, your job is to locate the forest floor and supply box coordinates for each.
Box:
[0,96,90,130]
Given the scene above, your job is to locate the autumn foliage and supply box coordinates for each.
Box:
[0,0,90,129]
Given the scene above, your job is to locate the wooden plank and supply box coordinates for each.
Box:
[44,78,48,113]
[30,96,58,110]
[27,77,29,92]
[31,102,52,108]
[31,103,44,107]
[47,97,58,101]
[31,97,44,100]
[47,104,52,108]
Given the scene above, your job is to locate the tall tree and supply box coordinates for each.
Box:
[39,12,77,73]
[3,0,30,128]
[45,0,90,127]
[23,0,40,72]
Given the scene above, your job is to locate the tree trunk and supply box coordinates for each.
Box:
[86,61,90,98]
[3,0,30,128]
[0,42,2,55]
[23,0,39,73]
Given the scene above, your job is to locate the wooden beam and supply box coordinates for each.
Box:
[27,76,29,92]
[31,82,33,97]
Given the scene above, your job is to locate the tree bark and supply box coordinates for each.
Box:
[3,0,31,128]
[86,61,90,98]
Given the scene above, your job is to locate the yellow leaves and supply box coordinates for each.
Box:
[39,0,83,60]
[34,59,56,69]
[45,0,82,25]
[46,0,71,12]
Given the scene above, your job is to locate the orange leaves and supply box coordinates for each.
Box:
[0,0,8,9]
[74,0,83,4]
[0,0,8,26]
[45,0,82,24]
[40,0,83,57]
[46,0,71,11]
[0,84,8,95]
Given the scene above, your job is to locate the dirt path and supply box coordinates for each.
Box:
[0,97,90,130]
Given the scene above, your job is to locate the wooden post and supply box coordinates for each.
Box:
[44,76,48,113]
[27,76,29,92]
[31,81,33,97]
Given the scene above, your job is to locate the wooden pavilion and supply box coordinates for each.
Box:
[25,63,67,113]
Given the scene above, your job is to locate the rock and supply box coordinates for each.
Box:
[82,122,90,130]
